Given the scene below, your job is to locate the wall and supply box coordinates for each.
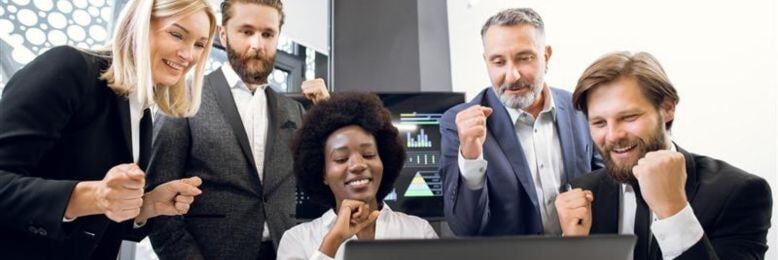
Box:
[447,0,777,259]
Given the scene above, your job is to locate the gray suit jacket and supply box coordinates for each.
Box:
[147,70,304,260]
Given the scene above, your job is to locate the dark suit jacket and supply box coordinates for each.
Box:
[572,146,772,260]
[440,87,599,236]
[147,69,304,259]
[0,46,150,259]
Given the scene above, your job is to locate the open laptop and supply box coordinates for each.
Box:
[344,234,636,260]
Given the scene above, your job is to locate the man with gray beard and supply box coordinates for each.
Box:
[439,8,600,236]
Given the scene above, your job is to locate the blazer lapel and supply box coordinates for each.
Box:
[481,89,540,210]
[115,95,132,161]
[208,71,259,174]
[590,173,620,234]
[261,88,287,196]
[551,89,582,184]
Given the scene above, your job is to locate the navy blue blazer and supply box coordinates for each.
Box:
[439,87,600,236]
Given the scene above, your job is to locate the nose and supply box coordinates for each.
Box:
[605,122,627,144]
[249,34,265,52]
[504,63,521,84]
[177,46,195,64]
[348,156,367,173]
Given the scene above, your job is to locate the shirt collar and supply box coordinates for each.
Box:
[221,63,268,92]
[500,86,557,125]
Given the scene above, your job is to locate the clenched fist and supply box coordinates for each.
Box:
[136,176,203,224]
[632,150,688,219]
[95,163,146,223]
[456,105,493,159]
[301,78,330,104]
[319,199,380,257]
[555,188,593,236]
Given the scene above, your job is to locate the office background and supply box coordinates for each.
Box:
[1,0,775,259]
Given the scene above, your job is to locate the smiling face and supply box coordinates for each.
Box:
[482,24,551,110]
[586,76,673,184]
[149,10,211,87]
[323,125,384,208]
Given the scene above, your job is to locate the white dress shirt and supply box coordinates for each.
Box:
[277,205,438,260]
[222,64,272,240]
[618,143,704,260]
[458,87,565,235]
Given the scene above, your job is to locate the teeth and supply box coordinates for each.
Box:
[613,145,635,153]
[164,60,184,70]
[347,179,370,186]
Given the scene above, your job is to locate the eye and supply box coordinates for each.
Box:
[491,59,505,66]
[262,31,274,38]
[590,120,606,128]
[623,114,639,122]
[241,30,253,36]
[518,55,535,62]
[195,42,206,49]
[333,157,348,164]
[169,31,184,40]
[363,153,377,159]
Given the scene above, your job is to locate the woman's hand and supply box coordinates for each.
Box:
[318,199,380,257]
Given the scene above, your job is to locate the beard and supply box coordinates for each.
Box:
[226,38,275,85]
[597,119,667,186]
[497,78,544,110]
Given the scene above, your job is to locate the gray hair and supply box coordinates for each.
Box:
[480,8,545,37]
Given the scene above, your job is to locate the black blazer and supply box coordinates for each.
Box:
[0,46,149,259]
[571,146,772,260]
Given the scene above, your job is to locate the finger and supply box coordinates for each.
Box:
[175,195,195,204]
[175,201,191,214]
[167,180,203,196]
[182,176,203,187]
[564,196,592,208]
[354,210,380,231]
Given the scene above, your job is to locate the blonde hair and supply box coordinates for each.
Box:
[101,0,217,117]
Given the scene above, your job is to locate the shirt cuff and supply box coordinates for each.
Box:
[457,151,487,190]
[311,250,335,260]
[62,216,76,222]
[133,220,147,229]
[651,203,704,260]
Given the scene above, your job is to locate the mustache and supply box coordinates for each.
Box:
[499,81,532,93]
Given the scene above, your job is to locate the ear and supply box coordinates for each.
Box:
[219,25,228,48]
[660,98,676,124]
[544,45,553,72]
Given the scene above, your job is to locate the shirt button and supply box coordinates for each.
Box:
[534,128,538,133]
[540,164,544,169]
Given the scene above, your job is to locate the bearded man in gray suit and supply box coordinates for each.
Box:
[146,1,328,259]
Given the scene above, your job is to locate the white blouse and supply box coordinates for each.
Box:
[277,205,438,260]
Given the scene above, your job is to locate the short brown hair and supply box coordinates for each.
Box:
[572,51,680,130]
[220,0,285,29]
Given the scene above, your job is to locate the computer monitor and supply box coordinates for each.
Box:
[344,235,637,260]
[288,92,465,220]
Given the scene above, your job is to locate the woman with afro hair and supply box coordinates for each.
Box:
[277,92,437,260]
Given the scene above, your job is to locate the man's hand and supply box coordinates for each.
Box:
[633,150,688,219]
[555,188,594,236]
[455,105,493,159]
[135,176,203,223]
[319,199,380,257]
[301,78,330,104]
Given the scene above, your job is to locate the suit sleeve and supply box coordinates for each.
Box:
[0,47,90,240]
[439,109,490,236]
[145,115,205,259]
[675,176,772,260]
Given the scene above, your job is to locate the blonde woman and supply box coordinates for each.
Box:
[0,0,217,258]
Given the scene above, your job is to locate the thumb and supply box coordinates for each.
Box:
[481,107,493,117]
[356,210,380,230]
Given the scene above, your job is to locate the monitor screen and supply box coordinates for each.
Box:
[288,92,465,220]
